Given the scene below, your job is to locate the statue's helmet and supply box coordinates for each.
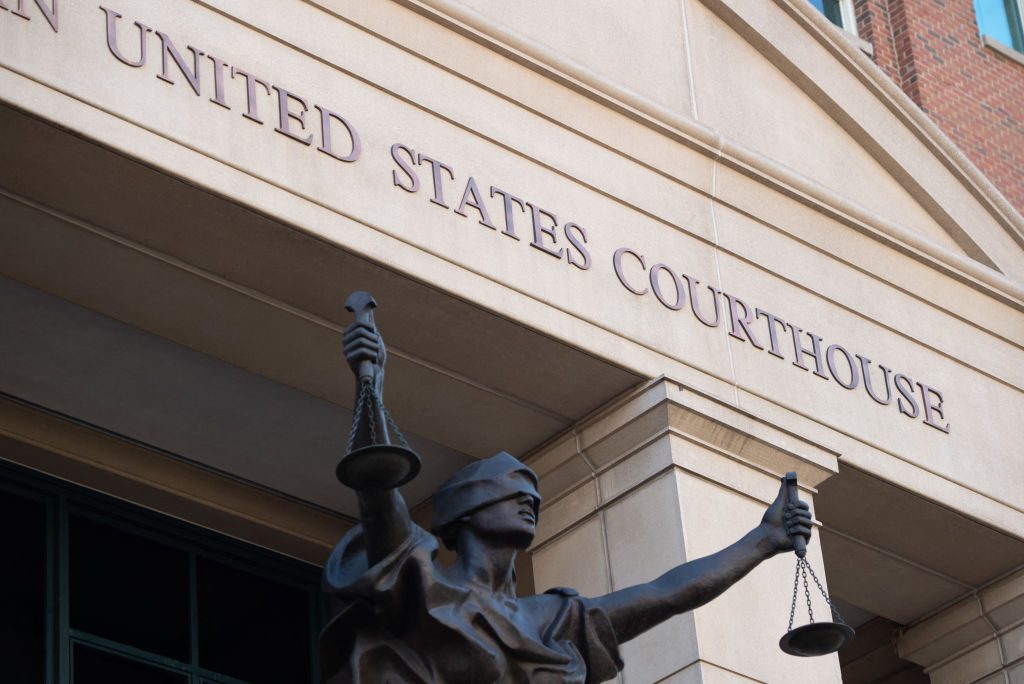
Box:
[430,451,541,549]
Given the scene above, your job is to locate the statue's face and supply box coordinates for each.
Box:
[465,493,538,549]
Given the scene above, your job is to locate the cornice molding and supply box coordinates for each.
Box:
[898,568,1024,672]
[526,377,839,507]
[0,393,351,563]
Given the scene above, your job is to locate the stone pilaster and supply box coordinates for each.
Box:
[526,378,842,683]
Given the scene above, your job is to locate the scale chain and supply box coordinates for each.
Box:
[806,559,846,625]
[380,401,410,448]
[787,556,848,630]
[788,557,801,632]
[345,375,413,452]
[802,558,815,623]
[346,379,371,453]
[366,382,378,443]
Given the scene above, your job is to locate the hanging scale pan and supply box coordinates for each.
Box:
[778,472,855,657]
[336,442,420,491]
[780,622,856,659]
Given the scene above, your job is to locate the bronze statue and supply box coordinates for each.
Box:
[321,308,813,684]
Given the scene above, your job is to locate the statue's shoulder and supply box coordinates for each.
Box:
[521,586,583,613]
[513,587,576,628]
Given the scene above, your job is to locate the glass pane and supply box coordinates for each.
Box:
[810,0,846,28]
[198,557,311,684]
[70,515,190,661]
[976,0,1024,50]
[0,491,47,683]
[72,643,187,684]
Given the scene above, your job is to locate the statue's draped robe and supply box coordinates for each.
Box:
[321,525,622,683]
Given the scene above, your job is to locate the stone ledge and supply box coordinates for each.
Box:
[898,568,1024,672]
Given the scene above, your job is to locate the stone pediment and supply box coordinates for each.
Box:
[413,0,1024,288]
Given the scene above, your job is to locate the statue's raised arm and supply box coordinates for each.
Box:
[591,479,811,645]
[337,292,415,566]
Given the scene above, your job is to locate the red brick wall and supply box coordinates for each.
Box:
[854,0,1024,214]
[855,0,903,83]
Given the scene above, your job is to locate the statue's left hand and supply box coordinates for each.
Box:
[343,322,386,375]
[343,322,389,400]
[759,480,813,556]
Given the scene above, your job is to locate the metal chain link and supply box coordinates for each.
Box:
[806,561,846,625]
[801,558,815,623]
[346,379,370,452]
[379,401,410,448]
[787,557,801,631]
[365,383,378,443]
[787,556,848,630]
[345,376,414,450]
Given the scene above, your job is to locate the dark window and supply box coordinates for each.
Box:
[198,557,312,684]
[0,491,47,683]
[70,515,190,661]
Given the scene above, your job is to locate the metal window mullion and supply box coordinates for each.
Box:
[841,0,859,37]
[69,628,193,675]
[2,462,321,683]
[308,588,320,684]
[56,493,70,684]
[45,494,56,684]
[190,551,200,684]
[195,667,254,684]
[1013,0,1024,50]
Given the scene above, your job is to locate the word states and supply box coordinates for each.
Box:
[390,144,591,271]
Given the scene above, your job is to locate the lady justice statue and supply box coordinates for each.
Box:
[320,295,814,683]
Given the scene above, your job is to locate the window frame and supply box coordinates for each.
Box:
[809,0,860,37]
[838,0,859,38]
[0,460,325,684]
[975,0,1024,54]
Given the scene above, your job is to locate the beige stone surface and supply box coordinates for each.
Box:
[604,473,700,683]
[928,640,1003,684]
[446,0,693,116]
[710,200,1024,381]
[712,162,1024,345]
[332,0,720,193]
[1002,620,1024,666]
[683,0,964,257]
[531,514,609,597]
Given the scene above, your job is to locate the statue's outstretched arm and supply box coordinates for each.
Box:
[343,321,413,566]
[592,479,811,645]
